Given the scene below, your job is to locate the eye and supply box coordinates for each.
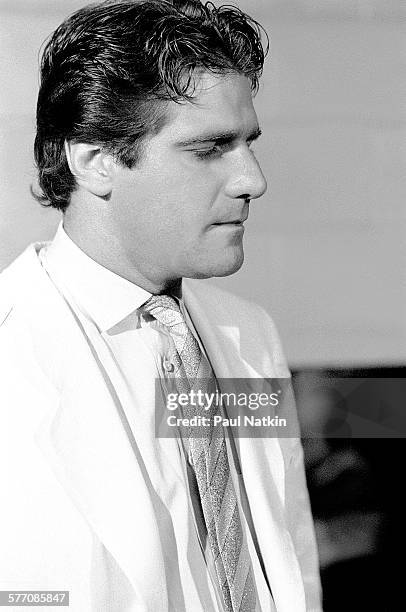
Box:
[193,145,223,160]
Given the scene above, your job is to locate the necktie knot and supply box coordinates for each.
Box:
[142,294,184,328]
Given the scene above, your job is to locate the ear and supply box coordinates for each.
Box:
[64,141,114,198]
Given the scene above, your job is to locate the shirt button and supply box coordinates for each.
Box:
[163,357,175,373]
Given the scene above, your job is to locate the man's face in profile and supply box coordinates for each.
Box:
[108,71,267,282]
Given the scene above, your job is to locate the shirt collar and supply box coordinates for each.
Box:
[43,222,153,332]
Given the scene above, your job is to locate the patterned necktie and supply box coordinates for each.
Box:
[142,295,257,612]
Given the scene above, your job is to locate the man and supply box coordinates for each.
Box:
[0,1,321,610]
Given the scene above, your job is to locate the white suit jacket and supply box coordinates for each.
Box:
[0,243,322,612]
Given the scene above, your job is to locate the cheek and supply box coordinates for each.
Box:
[115,161,223,237]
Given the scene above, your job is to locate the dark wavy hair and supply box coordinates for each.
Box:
[33,0,268,212]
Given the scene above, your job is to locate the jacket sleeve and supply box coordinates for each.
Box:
[285,433,323,611]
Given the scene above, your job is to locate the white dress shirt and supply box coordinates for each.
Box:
[39,222,277,612]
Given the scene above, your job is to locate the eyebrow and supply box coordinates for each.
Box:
[174,127,262,148]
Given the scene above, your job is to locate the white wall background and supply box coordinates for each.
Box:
[1,0,405,368]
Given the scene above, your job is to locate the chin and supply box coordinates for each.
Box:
[212,256,244,278]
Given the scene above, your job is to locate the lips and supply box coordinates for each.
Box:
[213,217,248,225]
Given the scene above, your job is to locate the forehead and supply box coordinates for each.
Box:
[162,71,259,141]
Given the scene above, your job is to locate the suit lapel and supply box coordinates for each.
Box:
[10,245,169,611]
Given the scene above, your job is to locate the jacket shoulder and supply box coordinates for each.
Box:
[0,259,17,326]
[0,243,47,327]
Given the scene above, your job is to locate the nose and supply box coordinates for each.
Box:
[225,147,267,201]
